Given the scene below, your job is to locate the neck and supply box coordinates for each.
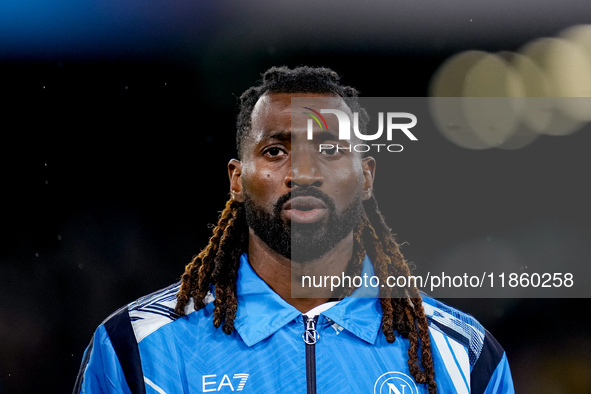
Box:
[247,228,354,313]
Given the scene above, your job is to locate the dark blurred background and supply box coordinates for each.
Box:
[1,1,591,393]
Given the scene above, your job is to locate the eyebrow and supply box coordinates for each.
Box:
[266,130,291,141]
[312,130,340,142]
[259,129,340,143]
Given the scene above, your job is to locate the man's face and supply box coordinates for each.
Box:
[229,92,375,262]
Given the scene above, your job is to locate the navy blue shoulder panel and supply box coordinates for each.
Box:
[72,334,94,394]
[104,307,147,394]
[470,329,505,394]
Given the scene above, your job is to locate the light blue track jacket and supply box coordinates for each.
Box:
[74,254,514,393]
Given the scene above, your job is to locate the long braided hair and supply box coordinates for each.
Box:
[175,66,437,393]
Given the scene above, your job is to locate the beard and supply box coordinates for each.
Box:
[244,187,363,262]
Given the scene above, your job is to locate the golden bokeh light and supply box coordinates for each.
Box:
[429,24,591,149]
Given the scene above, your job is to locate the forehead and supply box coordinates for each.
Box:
[250,92,351,132]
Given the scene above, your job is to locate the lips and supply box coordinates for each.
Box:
[282,196,328,224]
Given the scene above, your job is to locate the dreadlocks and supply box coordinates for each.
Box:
[175,66,437,393]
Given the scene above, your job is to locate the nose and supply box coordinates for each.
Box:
[286,148,323,189]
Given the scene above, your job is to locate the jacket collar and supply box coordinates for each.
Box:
[233,254,382,347]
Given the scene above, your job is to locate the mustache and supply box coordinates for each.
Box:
[273,188,336,215]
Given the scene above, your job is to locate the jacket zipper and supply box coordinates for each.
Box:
[303,315,319,394]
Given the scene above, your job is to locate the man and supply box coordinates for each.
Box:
[74,66,514,393]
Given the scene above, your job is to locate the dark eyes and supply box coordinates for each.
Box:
[264,147,287,157]
[319,146,340,156]
[263,145,344,158]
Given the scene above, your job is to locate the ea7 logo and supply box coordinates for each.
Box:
[374,372,418,394]
[202,373,249,392]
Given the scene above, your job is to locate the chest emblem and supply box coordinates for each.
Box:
[374,372,418,394]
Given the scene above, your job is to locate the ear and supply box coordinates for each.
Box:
[361,156,376,201]
[228,159,244,203]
